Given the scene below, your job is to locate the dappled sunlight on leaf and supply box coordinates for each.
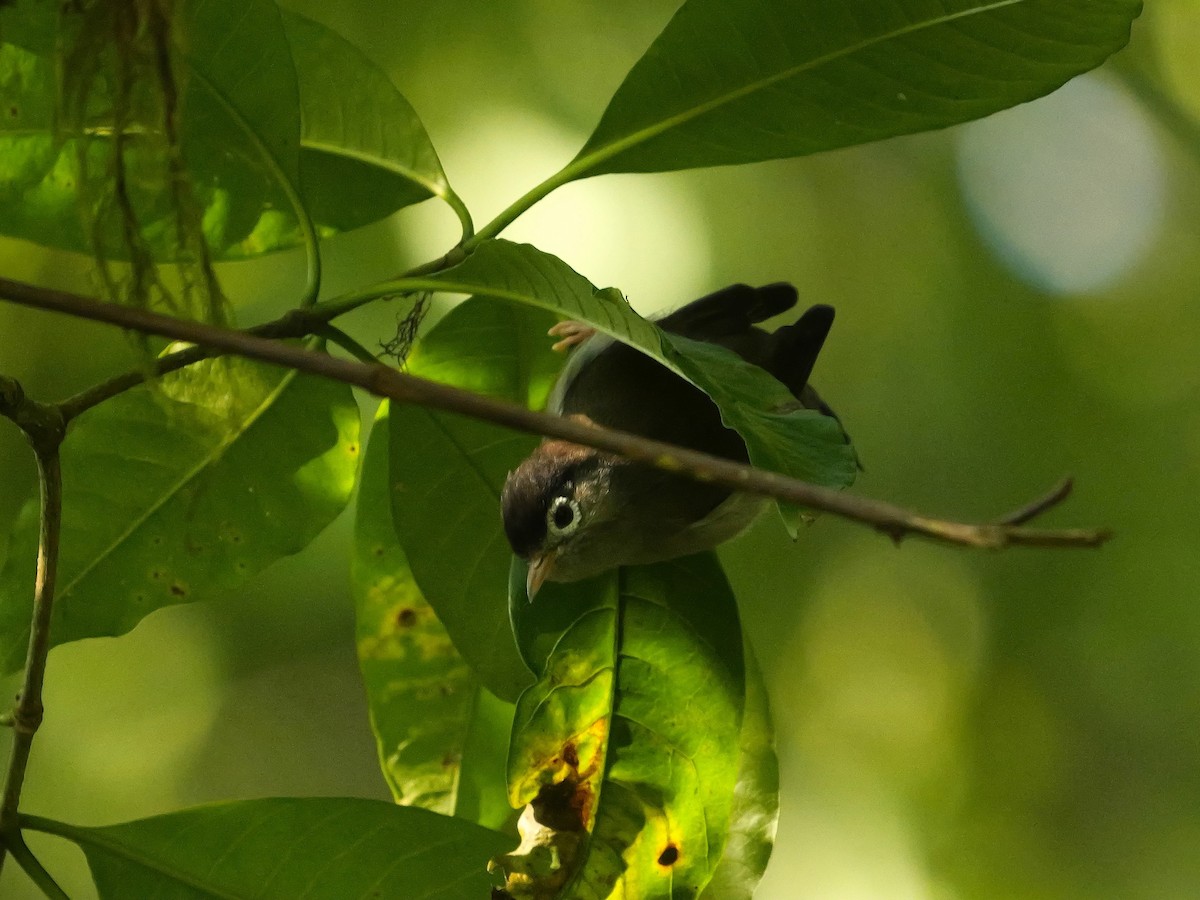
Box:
[0,358,360,673]
[496,555,746,899]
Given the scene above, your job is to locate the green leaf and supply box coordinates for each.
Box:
[354,401,514,831]
[0,357,359,675]
[0,2,455,259]
[388,298,561,702]
[281,10,465,237]
[700,645,780,900]
[26,798,510,899]
[0,31,84,251]
[0,0,309,259]
[177,0,313,259]
[418,240,857,527]
[571,0,1144,177]
[494,554,745,899]
[0,0,56,55]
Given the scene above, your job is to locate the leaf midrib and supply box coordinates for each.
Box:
[574,0,1028,171]
[58,370,299,599]
[301,139,447,200]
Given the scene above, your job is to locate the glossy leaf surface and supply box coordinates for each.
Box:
[282,10,459,234]
[0,1,449,258]
[29,798,509,899]
[496,554,745,899]
[0,358,359,673]
[354,402,513,830]
[700,647,780,899]
[571,0,1144,176]
[388,298,561,702]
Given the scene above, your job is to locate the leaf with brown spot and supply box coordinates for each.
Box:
[354,402,515,831]
[0,355,360,674]
[496,554,745,898]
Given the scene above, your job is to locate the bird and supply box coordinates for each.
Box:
[500,282,849,599]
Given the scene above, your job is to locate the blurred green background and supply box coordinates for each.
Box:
[2,2,1198,897]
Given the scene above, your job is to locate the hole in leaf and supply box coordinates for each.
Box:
[531,776,591,833]
[658,844,680,867]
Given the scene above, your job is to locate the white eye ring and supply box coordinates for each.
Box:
[547,496,581,538]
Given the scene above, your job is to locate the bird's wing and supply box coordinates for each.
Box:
[655,283,797,339]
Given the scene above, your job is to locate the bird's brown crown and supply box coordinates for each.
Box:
[500,441,596,559]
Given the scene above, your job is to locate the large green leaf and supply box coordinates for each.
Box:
[388,298,562,702]
[700,646,779,900]
[0,0,306,259]
[415,240,857,529]
[0,1,452,259]
[354,401,514,831]
[181,0,306,244]
[25,798,510,899]
[0,27,87,252]
[0,357,359,674]
[281,10,464,237]
[493,554,745,899]
[570,0,1144,177]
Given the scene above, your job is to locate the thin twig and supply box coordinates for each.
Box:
[997,476,1074,526]
[54,282,411,421]
[317,323,380,365]
[0,277,1112,550]
[0,426,64,877]
[56,308,321,421]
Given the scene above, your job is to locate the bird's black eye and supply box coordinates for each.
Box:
[547,495,580,538]
[553,502,574,529]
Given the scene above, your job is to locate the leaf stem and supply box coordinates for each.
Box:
[467,159,592,247]
[0,276,1112,551]
[441,186,475,242]
[4,831,70,900]
[316,324,379,364]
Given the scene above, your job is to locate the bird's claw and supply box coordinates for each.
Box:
[548,321,596,353]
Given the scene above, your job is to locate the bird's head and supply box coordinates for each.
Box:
[500,441,624,599]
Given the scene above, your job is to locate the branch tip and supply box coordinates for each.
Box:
[999,476,1075,526]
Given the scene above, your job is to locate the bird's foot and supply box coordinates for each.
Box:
[548,320,596,353]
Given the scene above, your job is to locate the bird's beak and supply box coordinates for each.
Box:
[526,551,557,602]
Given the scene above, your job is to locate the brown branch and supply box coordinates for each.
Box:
[0,388,64,877]
[0,276,1113,550]
[55,307,319,421]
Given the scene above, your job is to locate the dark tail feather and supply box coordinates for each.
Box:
[769,304,835,395]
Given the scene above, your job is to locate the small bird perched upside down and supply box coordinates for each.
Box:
[500,282,849,599]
